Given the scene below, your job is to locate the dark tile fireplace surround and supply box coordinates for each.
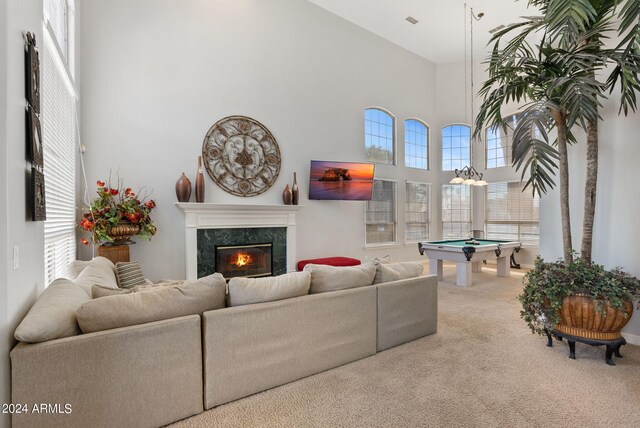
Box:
[197,227,287,278]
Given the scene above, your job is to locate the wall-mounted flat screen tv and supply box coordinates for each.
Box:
[308,160,375,201]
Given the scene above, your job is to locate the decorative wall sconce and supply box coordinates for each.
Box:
[449,165,488,186]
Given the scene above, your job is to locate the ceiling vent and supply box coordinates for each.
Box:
[405,16,419,25]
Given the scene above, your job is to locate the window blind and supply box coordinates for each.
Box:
[366,179,397,244]
[442,184,471,238]
[405,181,429,242]
[42,28,77,285]
[486,181,540,243]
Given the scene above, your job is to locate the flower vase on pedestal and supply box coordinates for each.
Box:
[196,156,205,203]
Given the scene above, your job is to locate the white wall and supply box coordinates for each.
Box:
[0,1,45,427]
[80,0,438,279]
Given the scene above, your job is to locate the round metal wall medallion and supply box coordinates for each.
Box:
[202,116,281,197]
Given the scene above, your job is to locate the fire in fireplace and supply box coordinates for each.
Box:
[215,243,273,279]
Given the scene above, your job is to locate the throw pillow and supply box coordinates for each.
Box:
[14,278,91,343]
[373,255,392,264]
[77,273,227,333]
[304,262,377,294]
[115,261,147,289]
[228,271,311,307]
[373,261,424,284]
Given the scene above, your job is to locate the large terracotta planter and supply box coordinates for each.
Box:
[555,294,634,340]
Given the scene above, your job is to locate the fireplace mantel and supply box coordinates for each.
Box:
[176,203,303,279]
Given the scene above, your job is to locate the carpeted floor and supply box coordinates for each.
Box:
[170,264,640,428]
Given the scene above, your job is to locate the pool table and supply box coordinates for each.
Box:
[418,239,521,286]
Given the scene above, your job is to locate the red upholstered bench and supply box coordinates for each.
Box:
[297,257,361,271]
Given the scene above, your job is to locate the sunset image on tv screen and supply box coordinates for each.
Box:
[308,160,375,200]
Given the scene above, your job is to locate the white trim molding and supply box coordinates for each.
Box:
[176,203,303,279]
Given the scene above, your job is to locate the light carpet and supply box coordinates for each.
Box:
[170,264,640,428]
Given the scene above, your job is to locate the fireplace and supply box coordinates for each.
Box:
[215,243,273,279]
[176,203,302,280]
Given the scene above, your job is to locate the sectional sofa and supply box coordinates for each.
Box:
[10,257,438,428]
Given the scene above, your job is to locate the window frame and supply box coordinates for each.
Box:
[365,178,398,247]
[485,112,520,169]
[404,118,429,170]
[404,180,431,243]
[441,123,471,172]
[364,107,396,166]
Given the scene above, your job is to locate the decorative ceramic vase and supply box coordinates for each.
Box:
[292,172,299,205]
[282,184,292,205]
[175,173,192,202]
[196,156,205,203]
[107,222,140,245]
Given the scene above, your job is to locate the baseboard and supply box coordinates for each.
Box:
[623,332,640,346]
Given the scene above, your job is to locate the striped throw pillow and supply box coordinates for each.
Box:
[115,261,146,289]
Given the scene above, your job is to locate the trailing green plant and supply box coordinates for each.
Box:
[519,256,640,335]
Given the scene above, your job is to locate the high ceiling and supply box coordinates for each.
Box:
[306,0,538,64]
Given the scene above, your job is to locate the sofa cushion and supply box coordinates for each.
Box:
[61,260,92,280]
[14,278,91,343]
[91,279,181,299]
[228,271,311,307]
[77,273,227,333]
[74,256,118,295]
[304,262,376,294]
[373,261,424,284]
[115,261,147,288]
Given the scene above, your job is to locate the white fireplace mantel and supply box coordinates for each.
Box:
[176,203,303,279]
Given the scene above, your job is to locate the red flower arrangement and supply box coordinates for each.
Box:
[80,179,157,245]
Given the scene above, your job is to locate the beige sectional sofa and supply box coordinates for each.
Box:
[10,258,438,428]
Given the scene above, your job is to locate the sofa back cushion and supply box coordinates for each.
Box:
[74,256,118,295]
[77,273,227,333]
[304,262,376,294]
[228,271,311,307]
[373,261,424,284]
[14,278,91,343]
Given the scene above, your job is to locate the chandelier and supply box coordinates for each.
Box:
[450,3,487,187]
[449,165,487,186]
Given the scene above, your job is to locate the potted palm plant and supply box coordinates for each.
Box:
[474,0,640,357]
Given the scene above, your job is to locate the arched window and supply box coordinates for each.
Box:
[405,119,428,169]
[486,114,518,168]
[441,124,470,171]
[365,108,395,165]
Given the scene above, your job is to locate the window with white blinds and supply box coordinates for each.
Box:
[405,181,429,242]
[366,179,397,245]
[42,29,77,285]
[442,184,471,238]
[486,181,540,244]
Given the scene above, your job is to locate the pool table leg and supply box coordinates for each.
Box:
[496,256,510,277]
[472,261,482,273]
[456,262,472,287]
[429,258,443,280]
